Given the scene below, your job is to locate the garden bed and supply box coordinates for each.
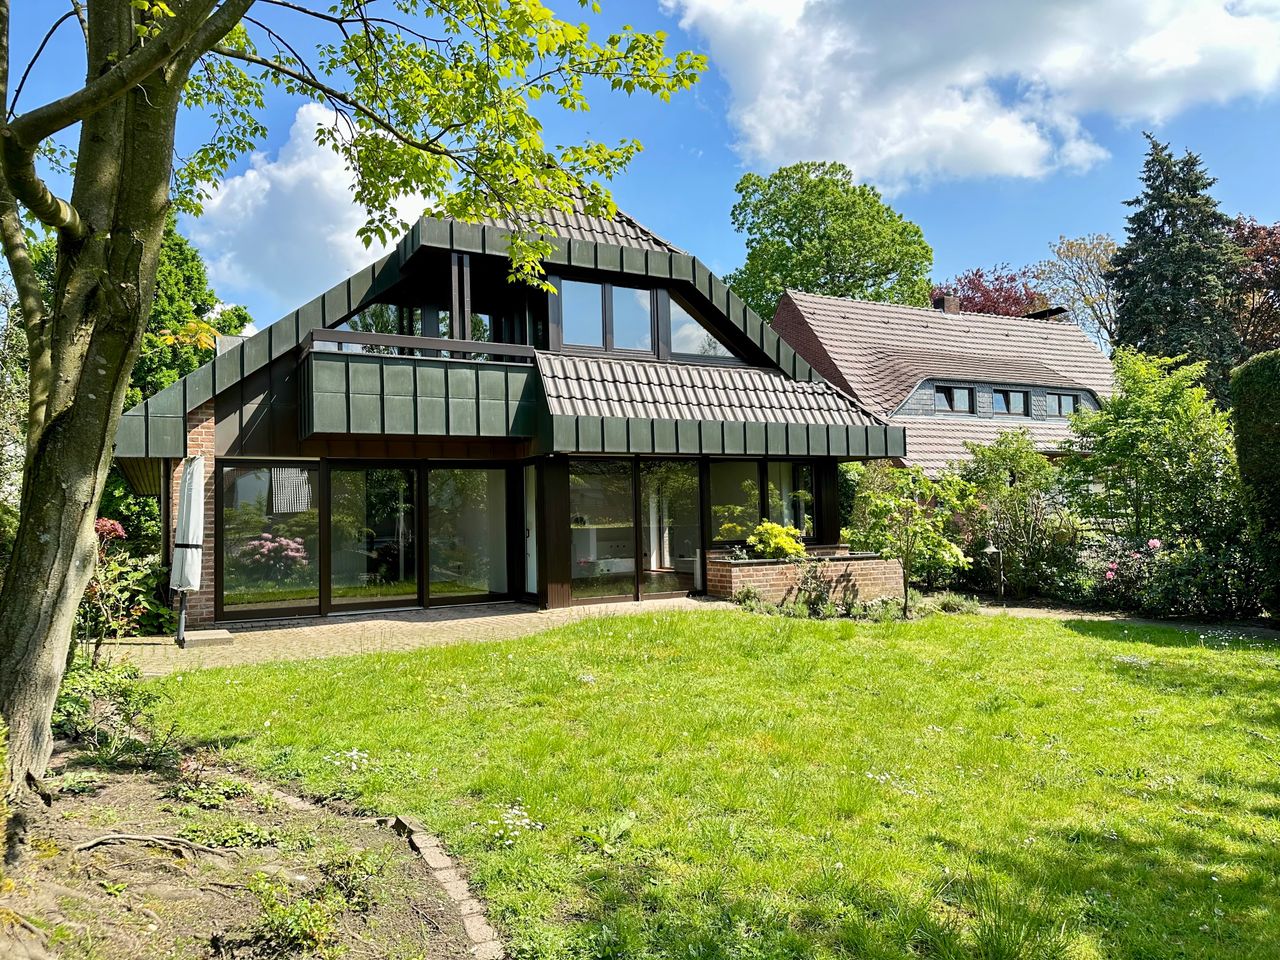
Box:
[705,545,903,605]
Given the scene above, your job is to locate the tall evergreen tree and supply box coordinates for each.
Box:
[1108,134,1244,401]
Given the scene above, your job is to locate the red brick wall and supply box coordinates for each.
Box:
[771,293,855,397]
[706,552,903,605]
[169,401,217,626]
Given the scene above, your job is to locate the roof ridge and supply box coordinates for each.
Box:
[784,288,1079,328]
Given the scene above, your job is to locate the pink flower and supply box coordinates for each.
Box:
[1108,561,1118,570]
[1105,570,1116,580]
[94,517,126,542]
[1147,538,1162,550]
[1130,551,1141,559]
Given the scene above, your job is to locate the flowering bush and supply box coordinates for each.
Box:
[237,533,310,580]
[75,518,175,657]
[746,521,806,560]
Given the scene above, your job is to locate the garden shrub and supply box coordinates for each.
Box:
[1232,349,1280,614]
[74,517,175,658]
[746,521,806,560]
[52,657,175,768]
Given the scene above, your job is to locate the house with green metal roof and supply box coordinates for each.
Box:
[115,200,904,624]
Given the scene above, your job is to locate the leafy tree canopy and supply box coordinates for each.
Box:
[932,264,1046,317]
[1229,216,1280,359]
[725,161,933,320]
[1033,234,1118,349]
[1109,134,1244,400]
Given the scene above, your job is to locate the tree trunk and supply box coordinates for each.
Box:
[0,16,188,797]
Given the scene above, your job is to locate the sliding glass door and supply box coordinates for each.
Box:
[639,461,700,596]
[569,460,636,601]
[329,467,418,609]
[427,467,508,604]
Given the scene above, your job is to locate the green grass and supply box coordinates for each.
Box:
[155,611,1280,959]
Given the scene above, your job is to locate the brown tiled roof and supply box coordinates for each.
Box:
[775,291,1113,417]
[480,193,682,254]
[890,417,1074,474]
[535,352,882,427]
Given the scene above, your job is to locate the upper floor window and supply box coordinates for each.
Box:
[612,285,653,351]
[670,294,734,359]
[993,389,1029,416]
[934,384,973,414]
[561,280,606,347]
[1046,392,1078,417]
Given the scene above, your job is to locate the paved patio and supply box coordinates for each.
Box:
[104,596,730,676]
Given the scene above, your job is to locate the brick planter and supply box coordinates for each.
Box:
[706,546,903,605]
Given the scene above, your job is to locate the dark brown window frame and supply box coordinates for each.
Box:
[1046,391,1078,417]
[550,276,658,358]
[993,388,1030,417]
[934,384,974,415]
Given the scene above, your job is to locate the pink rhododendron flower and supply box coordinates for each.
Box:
[1108,561,1118,570]
[94,518,126,542]
[1147,538,1162,550]
[1105,570,1116,580]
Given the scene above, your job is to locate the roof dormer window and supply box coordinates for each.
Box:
[934,385,973,414]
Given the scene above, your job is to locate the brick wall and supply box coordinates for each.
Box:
[170,400,217,627]
[706,549,903,605]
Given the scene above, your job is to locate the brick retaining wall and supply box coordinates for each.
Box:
[706,549,903,605]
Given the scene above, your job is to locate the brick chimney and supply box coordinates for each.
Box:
[932,294,960,314]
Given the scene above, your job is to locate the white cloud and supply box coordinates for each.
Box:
[186,104,424,324]
[663,0,1280,188]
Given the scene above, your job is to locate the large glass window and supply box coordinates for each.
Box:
[670,295,733,359]
[640,461,700,595]
[221,465,320,615]
[612,286,653,351]
[428,468,508,602]
[767,462,814,536]
[709,460,760,541]
[561,280,604,347]
[330,467,417,607]
[569,460,635,600]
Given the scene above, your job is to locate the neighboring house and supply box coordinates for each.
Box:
[773,291,1114,473]
[114,203,904,625]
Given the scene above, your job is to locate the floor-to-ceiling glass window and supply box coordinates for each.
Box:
[220,465,320,616]
[767,461,815,537]
[329,467,417,608]
[427,468,508,603]
[709,460,760,542]
[639,461,700,595]
[569,460,635,600]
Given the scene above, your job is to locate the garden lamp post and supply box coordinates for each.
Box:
[983,543,1004,601]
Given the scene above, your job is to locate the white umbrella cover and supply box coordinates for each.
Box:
[171,455,205,592]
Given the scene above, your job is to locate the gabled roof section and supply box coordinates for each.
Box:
[115,203,823,461]
[774,290,1113,418]
[477,193,683,253]
[537,352,881,426]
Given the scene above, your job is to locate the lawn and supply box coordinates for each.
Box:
[155,611,1280,959]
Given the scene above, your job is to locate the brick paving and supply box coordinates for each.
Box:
[104,596,730,676]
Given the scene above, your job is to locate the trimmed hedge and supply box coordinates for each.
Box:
[1231,349,1280,615]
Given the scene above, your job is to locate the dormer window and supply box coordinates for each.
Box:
[1046,392,1077,417]
[993,389,1029,416]
[934,385,973,414]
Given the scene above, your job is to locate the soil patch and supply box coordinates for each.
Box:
[0,747,474,959]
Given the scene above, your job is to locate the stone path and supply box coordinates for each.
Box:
[105,596,730,676]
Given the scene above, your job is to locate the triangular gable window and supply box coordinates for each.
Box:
[669,293,737,360]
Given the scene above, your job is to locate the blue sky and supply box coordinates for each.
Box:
[11,1,1280,326]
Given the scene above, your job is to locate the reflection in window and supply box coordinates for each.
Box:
[221,466,320,613]
[1046,392,1077,416]
[934,385,973,414]
[767,462,814,536]
[569,460,635,600]
[321,303,403,355]
[709,460,760,541]
[428,469,508,602]
[670,295,733,358]
[330,468,417,607]
[561,280,604,346]
[640,461,700,595]
[612,286,652,351]
[993,389,1029,416]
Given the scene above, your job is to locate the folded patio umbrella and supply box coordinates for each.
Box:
[171,455,205,643]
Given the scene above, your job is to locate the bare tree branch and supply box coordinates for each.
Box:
[259,0,444,45]
[9,11,78,120]
[212,45,451,156]
[69,1,88,42]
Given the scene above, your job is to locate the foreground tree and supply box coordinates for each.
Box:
[931,264,1046,317]
[0,0,703,797]
[1033,234,1118,348]
[725,161,933,320]
[1231,349,1280,615]
[1109,135,1244,401]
